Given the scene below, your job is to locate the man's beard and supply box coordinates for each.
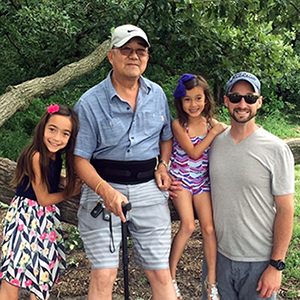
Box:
[229,109,257,123]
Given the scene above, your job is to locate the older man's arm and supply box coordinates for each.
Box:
[155,139,172,190]
[74,155,129,222]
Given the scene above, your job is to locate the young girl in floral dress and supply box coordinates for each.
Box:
[0,104,82,300]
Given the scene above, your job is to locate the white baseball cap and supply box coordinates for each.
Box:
[110,24,150,49]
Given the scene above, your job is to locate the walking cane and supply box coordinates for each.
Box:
[121,202,131,300]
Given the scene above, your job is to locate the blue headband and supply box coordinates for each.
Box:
[173,74,196,98]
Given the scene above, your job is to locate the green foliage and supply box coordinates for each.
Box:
[216,105,232,125]
[138,278,148,285]
[0,203,9,209]
[257,114,300,139]
[0,97,48,160]
[254,91,300,139]
[67,256,80,268]
[0,128,31,162]
[1,0,300,100]
[160,75,180,119]
[63,225,84,254]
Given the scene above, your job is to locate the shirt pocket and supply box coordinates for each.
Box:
[99,118,125,147]
[141,112,165,137]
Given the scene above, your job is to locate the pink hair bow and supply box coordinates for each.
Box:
[47,104,60,114]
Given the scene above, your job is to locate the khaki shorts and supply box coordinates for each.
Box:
[77,180,171,270]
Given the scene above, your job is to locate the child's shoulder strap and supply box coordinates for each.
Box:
[184,123,189,135]
[206,119,210,133]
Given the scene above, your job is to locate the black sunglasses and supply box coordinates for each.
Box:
[227,94,259,104]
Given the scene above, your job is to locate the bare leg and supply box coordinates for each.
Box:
[169,188,195,279]
[145,269,177,300]
[194,192,219,299]
[87,268,118,300]
[30,292,38,300]
[0,280,19,300]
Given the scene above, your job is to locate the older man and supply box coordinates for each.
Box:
[73,24,177,300]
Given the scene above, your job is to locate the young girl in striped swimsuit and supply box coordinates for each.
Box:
[169,74,227,300]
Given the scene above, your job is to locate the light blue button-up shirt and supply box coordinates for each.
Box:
[74,71,173,161]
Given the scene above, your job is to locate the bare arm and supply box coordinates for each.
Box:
[74,155,128,222]
[257,193,294,298]
[272,194,294,259]
[172,119,227,160]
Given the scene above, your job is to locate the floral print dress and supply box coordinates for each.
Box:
[0,156,66,300]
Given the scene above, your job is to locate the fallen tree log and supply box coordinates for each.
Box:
[1,137,299,225]
[285,138,300,167]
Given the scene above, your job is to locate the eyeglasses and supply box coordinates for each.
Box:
[227,94,259,104]
[115,47,148,58]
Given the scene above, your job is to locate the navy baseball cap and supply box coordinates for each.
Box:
[226,72,261,93]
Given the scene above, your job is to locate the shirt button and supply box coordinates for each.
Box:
[127,149,130,153]
[131,137,134,139]
[127,107,130,110]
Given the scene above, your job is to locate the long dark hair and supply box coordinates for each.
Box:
[11,105,80,197]
[174,75,215,127]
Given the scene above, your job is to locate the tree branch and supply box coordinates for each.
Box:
[0,39,110,127]
[289,1,300,13]
[5,32,22,55]
[136,0,150,25]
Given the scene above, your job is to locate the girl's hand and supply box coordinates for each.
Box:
[211,122,228,135]
[72,176,83,196]
[168,174,182,200]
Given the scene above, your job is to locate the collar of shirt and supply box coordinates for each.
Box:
[106,70,151,103]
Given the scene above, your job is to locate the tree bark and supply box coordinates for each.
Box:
[0,39,110,127]
[285,138,300,167]
[1,138,299,225]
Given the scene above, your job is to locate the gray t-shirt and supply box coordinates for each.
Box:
[209,126,294,262]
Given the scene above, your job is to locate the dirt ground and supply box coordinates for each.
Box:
[0,207,288,299]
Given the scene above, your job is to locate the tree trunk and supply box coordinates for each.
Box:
[1,138,299,225]
[0,39,110,128]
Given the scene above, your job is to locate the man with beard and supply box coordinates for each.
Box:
[202,72,295,300]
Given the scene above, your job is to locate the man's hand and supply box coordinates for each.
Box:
[168,174,182,199]
[99,182,129,222]
[256,265,282,298]
[155,164,171,190]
